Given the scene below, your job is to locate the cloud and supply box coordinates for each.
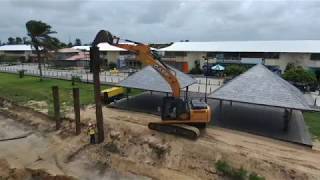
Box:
[1,0,320,44]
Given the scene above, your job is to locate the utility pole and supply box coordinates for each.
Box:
[90,45,104,143]
[89,30,116,143]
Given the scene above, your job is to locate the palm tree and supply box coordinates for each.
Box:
[26,20,56,81]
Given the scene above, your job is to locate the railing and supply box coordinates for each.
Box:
[0,64,128,85]
[216,59,241,63]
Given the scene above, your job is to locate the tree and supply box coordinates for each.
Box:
[225,65,247,77]
[283,66,317,86]
[7,37,15,45]
[284,62,296,72]
[74,38,82,46]
[67,42,73,47]
[15,37,22,44]
[23,37,29,44]
[189,60,203,74]
[26,20,57,81]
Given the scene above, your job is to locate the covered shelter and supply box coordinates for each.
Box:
[110,65,196,114]
[208,64,313,146]
[117,65,196,93]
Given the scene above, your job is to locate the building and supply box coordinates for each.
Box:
[72,43,140,69]
[53,48,89,67]
[0,44,34,62]
[159,40,320,74]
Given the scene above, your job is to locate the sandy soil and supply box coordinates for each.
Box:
[68,106,320,180]
[1,99,320,180]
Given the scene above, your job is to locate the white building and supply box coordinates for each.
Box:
[159,40,320,74]
[72,43,140,68]
[0,44,34,61]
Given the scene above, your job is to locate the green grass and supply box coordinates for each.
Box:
[0,72,142,107]
[215,160,265,180]
[304,112,320,140]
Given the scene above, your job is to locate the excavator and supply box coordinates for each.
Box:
[93,30,211,139]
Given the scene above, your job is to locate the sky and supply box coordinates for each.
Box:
[1,0,320,44]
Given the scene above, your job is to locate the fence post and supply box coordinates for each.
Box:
[73,88,81,135]
[52,86,61,130]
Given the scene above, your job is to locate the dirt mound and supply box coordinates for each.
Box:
[0,159,76,180]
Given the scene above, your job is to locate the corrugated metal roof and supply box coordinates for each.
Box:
[72,43,131,52]
[159,40,320,53]
[98,43,126,51]
[72,46,90,51]
[58,48,80,53]
[117,65,196,92]
[209,64,312,111]
[0,45,33,51]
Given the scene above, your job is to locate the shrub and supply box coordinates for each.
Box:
[215,160,264,180]
[284,62,296,72]
[225,65,247,77]
[71,75,81,85]
[108,62,117,69]
[215,160,233,176]
[249,172,265,180]
[283,66,317,86]
[189,60,203,74]
[18,70,25,78]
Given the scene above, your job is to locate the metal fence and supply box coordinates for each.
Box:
[0,64,223,94]
[0,64,128,85]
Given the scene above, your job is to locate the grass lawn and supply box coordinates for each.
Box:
[0,72,142,107]
[304,112,320,140]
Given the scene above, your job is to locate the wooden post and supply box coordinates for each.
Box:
[73,88,81,135]
[230,101,232,106]
[219,100,223,113]
[52,86,60,130]
[90,46,105,143]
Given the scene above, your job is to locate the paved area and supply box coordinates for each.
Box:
[307,91,320,107]
[209,100,312,146]
[110,92,312,146]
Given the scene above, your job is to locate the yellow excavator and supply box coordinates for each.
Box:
[95,30,211,139]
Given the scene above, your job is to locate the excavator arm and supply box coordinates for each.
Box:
[92,30,181,97]
[114,43,181,97]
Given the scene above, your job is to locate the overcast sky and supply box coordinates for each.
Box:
[1,0,320,44]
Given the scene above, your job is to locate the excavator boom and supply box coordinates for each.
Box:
[114,43,181,97]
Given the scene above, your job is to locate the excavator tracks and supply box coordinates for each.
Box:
[148,123,200,140]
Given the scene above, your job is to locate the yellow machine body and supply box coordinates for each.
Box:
[101,87,126,104]
[101,87,126,98]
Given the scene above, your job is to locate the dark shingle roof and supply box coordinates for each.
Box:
[209,64,312,111]
[117,65,196,92]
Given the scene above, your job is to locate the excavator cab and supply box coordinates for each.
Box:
[161,97,189,120]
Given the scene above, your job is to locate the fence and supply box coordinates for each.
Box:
[0,64,128,85]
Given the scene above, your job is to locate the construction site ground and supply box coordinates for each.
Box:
[1,99,320,180]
